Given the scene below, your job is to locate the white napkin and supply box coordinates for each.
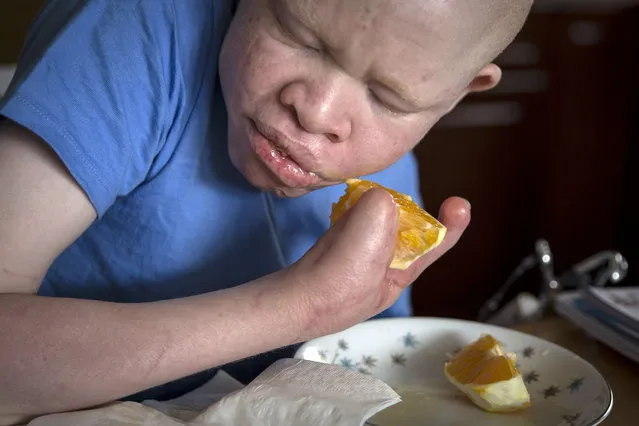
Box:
[26,359,400,426]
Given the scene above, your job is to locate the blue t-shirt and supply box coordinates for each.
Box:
[0,0,423,399]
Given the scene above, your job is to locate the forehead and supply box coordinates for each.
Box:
[275,0,469,104]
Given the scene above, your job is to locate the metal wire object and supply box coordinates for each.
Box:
[477,239,629,324]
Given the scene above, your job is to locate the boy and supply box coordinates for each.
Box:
[0,0,532,422]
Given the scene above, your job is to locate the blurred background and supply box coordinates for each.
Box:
[414,0,639,319]
[2,0,638,320]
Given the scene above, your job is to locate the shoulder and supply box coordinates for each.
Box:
[0,0,237,216]
[10,0,235,98]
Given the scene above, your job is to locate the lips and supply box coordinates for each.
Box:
[271,143,289,159]
[249,119,322,188]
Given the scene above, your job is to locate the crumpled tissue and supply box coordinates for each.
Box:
[25,359,400,426]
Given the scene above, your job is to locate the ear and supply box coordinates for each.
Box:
[443,64,503,115]
[467,63,502,93]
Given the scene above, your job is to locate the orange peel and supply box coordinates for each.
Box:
[444,334,531,412]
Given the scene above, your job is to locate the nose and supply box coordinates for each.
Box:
[279,76,352,143]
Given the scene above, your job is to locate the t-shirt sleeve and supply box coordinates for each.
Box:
[0,0,182,217]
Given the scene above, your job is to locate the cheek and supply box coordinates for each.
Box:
[339,119,429,176]
[227,29,300,107]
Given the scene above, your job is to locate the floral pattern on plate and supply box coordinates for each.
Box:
[296,318,612,426]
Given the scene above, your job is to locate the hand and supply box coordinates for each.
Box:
[287,188,471,339]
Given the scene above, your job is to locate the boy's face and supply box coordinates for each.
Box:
[220,0,500,197]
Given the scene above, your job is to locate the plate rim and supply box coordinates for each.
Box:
[295,316,614,426]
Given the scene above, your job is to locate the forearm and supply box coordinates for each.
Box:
[0,272,308,423]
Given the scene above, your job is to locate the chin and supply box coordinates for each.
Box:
[272,187,313,198]
[248,169,317,198]
[245,162,338,198]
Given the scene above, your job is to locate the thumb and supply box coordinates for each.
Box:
[308,188,398,275]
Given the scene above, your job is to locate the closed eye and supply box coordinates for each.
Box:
[368,89,410,116]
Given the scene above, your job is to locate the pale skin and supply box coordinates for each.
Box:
[0,0,531,422]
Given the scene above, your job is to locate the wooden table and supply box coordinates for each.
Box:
[515,315,639,425]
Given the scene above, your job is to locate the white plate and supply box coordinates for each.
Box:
[295,317,612,426]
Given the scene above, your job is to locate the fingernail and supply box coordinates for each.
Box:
[463,198,472,211]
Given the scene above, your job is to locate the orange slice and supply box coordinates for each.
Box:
[330,179,446,270]
[444,334,531,413]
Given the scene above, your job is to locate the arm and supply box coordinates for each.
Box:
[0,120,471,422]
[0,121,309,423]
